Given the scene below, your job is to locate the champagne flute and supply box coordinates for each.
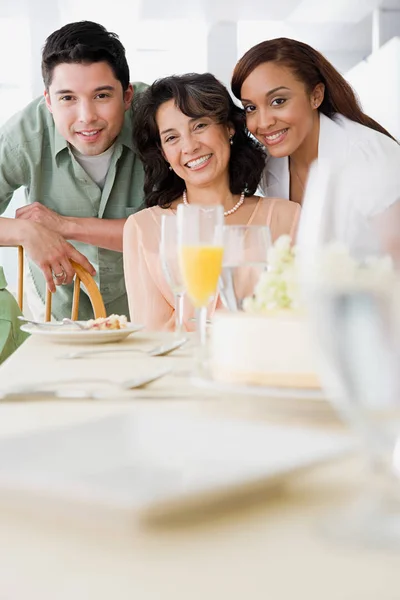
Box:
[160,214,185,336]
[177,204,224,361]
[219,225,272,311]
[298,157,400,548]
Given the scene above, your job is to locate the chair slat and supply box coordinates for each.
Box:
[17,246,24,311]
[16,247,106,321]
[71,277,81,321]
[45,289,52,322]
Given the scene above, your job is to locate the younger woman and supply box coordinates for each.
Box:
[232,37,400,210]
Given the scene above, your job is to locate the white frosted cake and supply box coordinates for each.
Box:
[211,235,319,389]
[211,235,395,390]
[210,310,319,388]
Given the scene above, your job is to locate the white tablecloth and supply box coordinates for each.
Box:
[0,332,398,599]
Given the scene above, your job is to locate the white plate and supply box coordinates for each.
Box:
[20,322,144,344]
[0,412,354,522]
[192,374,325,403]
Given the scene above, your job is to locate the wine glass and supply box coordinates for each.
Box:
[177,204,224,363]
[219,225,272,311]
[297,157,400,548]
[160,214,185,336]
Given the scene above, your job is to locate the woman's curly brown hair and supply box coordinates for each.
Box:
[132,72,267,208]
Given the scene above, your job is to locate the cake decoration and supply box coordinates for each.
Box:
[84,314,128,330]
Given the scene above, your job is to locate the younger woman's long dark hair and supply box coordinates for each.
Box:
[132,72,267,208]
[231,38,397,142]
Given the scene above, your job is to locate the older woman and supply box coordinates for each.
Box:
[123,73,300,331]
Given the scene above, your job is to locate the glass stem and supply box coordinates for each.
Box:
[194,305,208,373]
[196,306,207,348]
[175,292,185,337]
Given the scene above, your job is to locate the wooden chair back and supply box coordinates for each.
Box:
[17,246,106,321]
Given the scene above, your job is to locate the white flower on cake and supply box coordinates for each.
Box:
[243,235,299,311]
[243,236,394,313]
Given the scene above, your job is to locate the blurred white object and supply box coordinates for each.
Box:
[297,155,400,548]
[298,155,400,260]
[0,412,353,522]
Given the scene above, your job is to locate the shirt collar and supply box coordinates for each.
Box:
[53,104,134,158]
[318,112,348,161]
[117,106,134,151]
[263,153,290,198]
[54,126,68,157]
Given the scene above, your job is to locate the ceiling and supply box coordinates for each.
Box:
[137,0,400,70]
[2,0,400,73]
[138,0,400,23]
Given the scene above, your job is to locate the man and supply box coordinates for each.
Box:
[0,21,146,320]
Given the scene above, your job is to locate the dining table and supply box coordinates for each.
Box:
[0,328,399,600]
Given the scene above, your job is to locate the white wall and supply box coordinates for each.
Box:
[346,36,400,140]
[0,14,35,290]
[207,21,237,86]
[373,8,400,51]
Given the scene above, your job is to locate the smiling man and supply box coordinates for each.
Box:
[0,21,147,320]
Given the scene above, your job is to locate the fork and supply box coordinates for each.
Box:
[59,337,188,359]
[18,316,86,330]
[0,368,172,401]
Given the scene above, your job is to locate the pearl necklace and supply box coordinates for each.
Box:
[182,189,245,217]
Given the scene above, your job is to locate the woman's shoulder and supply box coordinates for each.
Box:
[126,205,168,229]
[269,198,301,223]
[124,205,173,252]
[253,196,299,216]
[319,113,400,178]
[336,114,399,151]
[249,197,300,238]
[252,197,299,241]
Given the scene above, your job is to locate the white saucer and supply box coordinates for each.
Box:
[21,322,144,344]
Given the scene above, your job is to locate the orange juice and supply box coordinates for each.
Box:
[180,245,224,307]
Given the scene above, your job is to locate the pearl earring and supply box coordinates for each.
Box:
[168,165,172,171]
[229,136,233,146]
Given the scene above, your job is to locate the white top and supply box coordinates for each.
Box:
[259,113,400,250]
[72,143,115,189]
[260,112,400,210]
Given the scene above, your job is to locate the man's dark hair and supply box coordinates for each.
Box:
[132,72,266,208]
[41,20,130,91]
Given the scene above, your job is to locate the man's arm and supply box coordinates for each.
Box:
[65,217,126,252]
[16,203,126,252]
[0,217,96,293]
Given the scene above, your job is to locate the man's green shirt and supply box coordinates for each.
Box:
[0,83,147,320]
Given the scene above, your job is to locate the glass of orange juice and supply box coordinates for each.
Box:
[177,204,224,356]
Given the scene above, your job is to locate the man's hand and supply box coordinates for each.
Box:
[22,221,96,293]
[16,203,71,238]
